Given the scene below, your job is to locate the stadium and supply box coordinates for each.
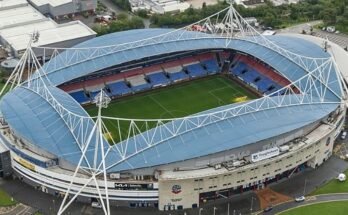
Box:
[0,5,347,214]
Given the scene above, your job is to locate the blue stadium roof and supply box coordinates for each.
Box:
[0,29,343,172]
[30,29,334,88]
[0,86,111,168]
[29,29,341,100]
[105,97,338,172]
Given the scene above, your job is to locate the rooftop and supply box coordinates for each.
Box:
[0,0,28,10]
[4,21,96,51]
[0,3,96,53]
[0,5,45,29]
[30,0,72,7]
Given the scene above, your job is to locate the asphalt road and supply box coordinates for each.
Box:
[270,155,348,198]
[277,21,323,34]
[311,30,348,49]
[277,20,348,49]
[258,194,348,215]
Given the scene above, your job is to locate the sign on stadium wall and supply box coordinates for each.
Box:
[251,147,280,162]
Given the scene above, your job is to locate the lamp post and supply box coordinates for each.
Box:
[303,178,307,196]
[199,208,203,215]
[53,199,55,213]
[250,196,255,213]
[213,206,218,215]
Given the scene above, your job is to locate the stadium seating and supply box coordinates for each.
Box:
[108,81,132,96]
[64,53,236,104]
[127,74,153,92]
[185,63,207,78]
[230,62,247,76]
[147,72,170,87]
[69,90,89,104]
[256,78,274,93]
[202,59,219,74]
[89,90,100,100]
[240,70,260,83]
[229,58,288,95]
[168,71,190,82]
[236,54,292,87]
[132,83,152,92]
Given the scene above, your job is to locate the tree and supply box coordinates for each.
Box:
[92,24,109,36]
[320,8,337,25]
[111,0,131,11]
[117,13,128,20]
[136,9,148,18]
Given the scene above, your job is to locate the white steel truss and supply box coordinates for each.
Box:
[0,3,347,215]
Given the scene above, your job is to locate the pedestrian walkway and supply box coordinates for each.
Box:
[334,141,348,159]
[256,188,292,210]
[0,203,36,215]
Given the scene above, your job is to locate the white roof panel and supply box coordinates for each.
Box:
[0,0,28,10]
[30,0,72,7]
[6,21,96,51]
[0,6,45,29]
[0,20,56,38]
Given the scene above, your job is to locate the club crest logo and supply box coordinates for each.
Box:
[172,185,181,194]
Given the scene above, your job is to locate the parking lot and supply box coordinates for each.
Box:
[312,30,348,49]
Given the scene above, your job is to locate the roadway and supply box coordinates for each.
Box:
[277,20,348,49]
[257,194,348,215]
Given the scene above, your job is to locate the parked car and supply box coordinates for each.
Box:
[295,196,306,202]
[263,205,273,213]
[341,131,347,140]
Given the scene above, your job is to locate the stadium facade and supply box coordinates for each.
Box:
[0,5,347,214]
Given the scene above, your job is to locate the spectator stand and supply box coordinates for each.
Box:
[85,84,106,100]
[164,65,189,83]
[184,62,207,78]
[69,89,90,104]
[106,80,132,97]
[201,59,220,74]
[127,74,152,92]
[146,71,170,87]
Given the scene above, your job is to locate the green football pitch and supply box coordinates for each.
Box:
[85,76,257,142]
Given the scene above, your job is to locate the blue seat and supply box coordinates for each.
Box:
[89,91,101,100]
[230,62,247,76]
[202,59,219,74]
[147,72,170,86]
[256,78,274,93]
[108,81,132,96]
[240,70,259,83]
[69,90,89,104]
[169,71,189,82]
[132,83,152,92]
[186,64,207,78]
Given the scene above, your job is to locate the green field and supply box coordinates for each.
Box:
[310,169,348,195]
[279,201,348,215]
[0,188,16,207]
[86,76,257,142]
